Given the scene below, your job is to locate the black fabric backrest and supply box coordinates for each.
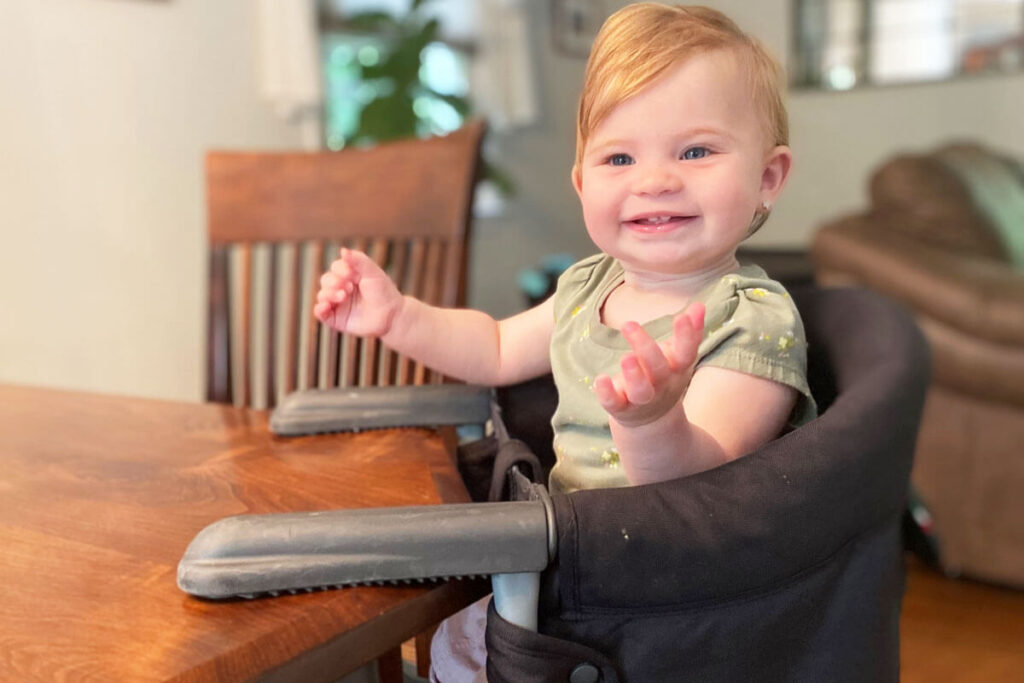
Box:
[545,287,930,613]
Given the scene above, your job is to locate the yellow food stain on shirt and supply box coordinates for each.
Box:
[579,375,591,386]
[602,447,620,468]
[571,305,585,318]
[749,288,769,298]
[579,324,591,341]
[777,334,796,352]
[758,332,772,342]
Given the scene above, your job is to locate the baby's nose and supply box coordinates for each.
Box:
[634,165,683,196]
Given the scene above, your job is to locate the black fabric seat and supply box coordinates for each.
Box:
[485,286,930,682]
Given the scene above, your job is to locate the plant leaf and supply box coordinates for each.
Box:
[357,93,419,142]
[344,11,396,33]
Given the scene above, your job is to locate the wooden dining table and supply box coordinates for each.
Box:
[0,384,489,682]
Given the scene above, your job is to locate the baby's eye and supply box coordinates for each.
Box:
[606,153,634,167]
[682,146,711,160]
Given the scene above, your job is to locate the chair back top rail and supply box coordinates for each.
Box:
[206,120,486,245]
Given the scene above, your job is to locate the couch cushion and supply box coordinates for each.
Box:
[869,154,1008,261]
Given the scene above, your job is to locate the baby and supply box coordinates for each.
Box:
[315,3,815,678]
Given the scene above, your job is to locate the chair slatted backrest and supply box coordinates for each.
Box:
[205,120,486,408]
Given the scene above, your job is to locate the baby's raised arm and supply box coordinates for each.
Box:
[593,304,797,486]
[314,248,553,386]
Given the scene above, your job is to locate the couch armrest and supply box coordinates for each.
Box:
[812,217,1024,407]
[811,216,1024,346]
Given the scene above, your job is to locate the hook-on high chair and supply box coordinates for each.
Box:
[180,285,929,682]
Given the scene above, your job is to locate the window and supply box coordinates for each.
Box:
[793,0,1024,90]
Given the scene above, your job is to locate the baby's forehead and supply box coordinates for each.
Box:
[611,55,754,113]
[603,52,775,136]
[603,49,738,107]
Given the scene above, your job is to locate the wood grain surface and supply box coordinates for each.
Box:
[0,385,487,682]
[901,557,1024,682]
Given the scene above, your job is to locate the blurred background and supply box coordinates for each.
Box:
[1,0,1022,403]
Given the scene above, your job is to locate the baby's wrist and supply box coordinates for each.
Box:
[380,295,411,344]
[611,403,698,485]
[611,397,687,430]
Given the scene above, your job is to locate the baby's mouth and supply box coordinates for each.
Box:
[625,215,694,232]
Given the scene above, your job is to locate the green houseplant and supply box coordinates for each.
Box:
[342,0,470,143]
[324,0,513,194]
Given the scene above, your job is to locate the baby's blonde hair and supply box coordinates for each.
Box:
[574,3,788,171]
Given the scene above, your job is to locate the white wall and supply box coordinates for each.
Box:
[2,0,1022,402]
[0,0,302,401]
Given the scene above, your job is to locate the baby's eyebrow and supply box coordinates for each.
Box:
[682,126,732,140]
[586,139,632,157]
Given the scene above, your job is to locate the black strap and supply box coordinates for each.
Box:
[489,439,544,502]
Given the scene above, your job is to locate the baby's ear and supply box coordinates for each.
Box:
[571,165,583,197]
[760,145,793,200]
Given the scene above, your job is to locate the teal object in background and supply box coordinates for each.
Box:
[517,253,576,307]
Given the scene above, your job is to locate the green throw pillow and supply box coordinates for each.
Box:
[936,145,1024,269]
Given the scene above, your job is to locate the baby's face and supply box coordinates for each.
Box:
[573,50,790,278]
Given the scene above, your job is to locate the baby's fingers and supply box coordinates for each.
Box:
[334,248,383,278]
[313,300,333,322]
[619,353,656,404]
[319,271,354,302]
[328,250,359,282]
[668,303,705,368]
[593,374,628,413]
[622,321,671,384]
[317,288,348,308]
[319,271,338,289]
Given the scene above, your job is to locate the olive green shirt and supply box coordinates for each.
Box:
[548,254,817,494]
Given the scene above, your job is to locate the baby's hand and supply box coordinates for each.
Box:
[313,248,403,338]
[593,303,705,427]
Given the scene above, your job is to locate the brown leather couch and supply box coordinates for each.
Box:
[811,143,1024,588]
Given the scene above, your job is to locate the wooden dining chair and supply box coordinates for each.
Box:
[204,121,486,681]
[205,120,487,411]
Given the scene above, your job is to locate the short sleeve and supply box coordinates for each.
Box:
[697,270,818,427]
[551,254,614,324]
